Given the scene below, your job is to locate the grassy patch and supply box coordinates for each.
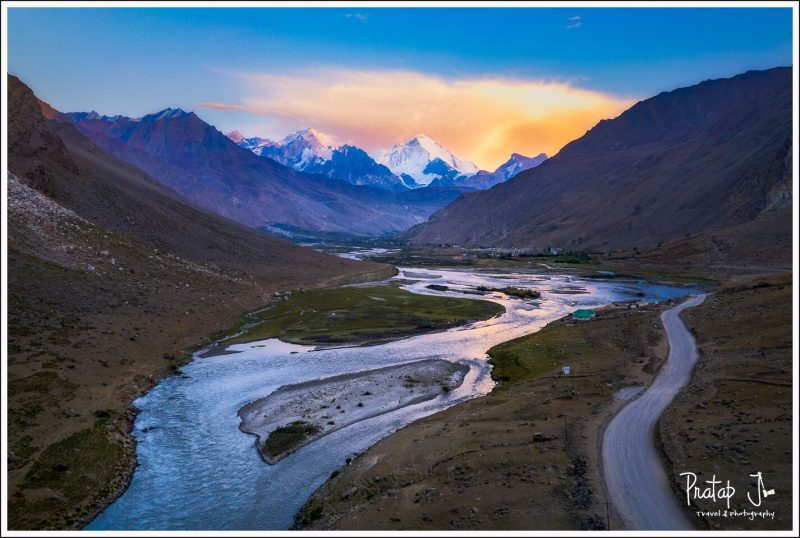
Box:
[226,284,504,346]
[262,421,321,459]
[551,252,596,264]
[488,323,606,388]
[425,284,449,292]
[498,286,541,299]
[8,435,38,471]
[9,371,78,433]
[9,427,124,529]
[293,500,325,528]
[9,370,77,398]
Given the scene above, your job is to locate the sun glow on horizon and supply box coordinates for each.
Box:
[199,68,636,170]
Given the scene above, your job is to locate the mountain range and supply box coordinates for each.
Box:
[9,75,384,288]
[403,67,793,266]
[227,129,547,192]
[430,152,548,190]
[48,107,473,237]
[241,128,412,192]
[12,66,791,262]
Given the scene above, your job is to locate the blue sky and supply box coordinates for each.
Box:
[7,6,794,167]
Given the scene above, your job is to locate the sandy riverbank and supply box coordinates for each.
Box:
[239,359,470,464]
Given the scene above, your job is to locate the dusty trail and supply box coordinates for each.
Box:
[602,294,706,530]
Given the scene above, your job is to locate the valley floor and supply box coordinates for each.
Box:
[6,245,394,530]
[7,223,792,531]
[7,251,511,529]
[295,300,672,530]
[294,271,793,531]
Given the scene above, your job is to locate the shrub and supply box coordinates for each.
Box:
[262,421,320,458]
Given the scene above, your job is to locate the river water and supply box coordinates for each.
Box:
[88,264,698,530]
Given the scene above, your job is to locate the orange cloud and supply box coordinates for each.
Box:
[202,68,635,170]
[197,102,250,111]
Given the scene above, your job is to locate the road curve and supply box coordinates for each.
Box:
[602,294,707,530]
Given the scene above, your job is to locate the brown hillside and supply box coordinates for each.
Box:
[404,68,793,264]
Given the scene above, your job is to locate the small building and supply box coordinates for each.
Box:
[572,309,596,321]
[561,366,571,376]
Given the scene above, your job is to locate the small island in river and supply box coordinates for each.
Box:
[239,359,470,464]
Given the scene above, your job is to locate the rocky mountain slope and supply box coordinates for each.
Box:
[314,144,415,191]
[403,68,793,263]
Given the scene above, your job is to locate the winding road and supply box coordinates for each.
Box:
[602,294,707,530]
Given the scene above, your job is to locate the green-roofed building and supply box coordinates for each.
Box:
[572,309,596,321]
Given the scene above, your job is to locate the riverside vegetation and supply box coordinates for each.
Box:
[263,422,322,460]
[218,283,504,348]
[477,286,542,299]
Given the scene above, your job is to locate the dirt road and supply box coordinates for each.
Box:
[602,294,706,530]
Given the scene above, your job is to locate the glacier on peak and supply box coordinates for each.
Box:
[374,134,479,186]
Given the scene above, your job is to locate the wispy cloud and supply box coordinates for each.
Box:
[566,16,582,30]
[197,102,250,111]
[200,68,633,169]
[345,13,369,22]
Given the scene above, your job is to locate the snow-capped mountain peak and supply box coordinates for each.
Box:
[64,111,126,123]
[226,131,275,152]
[375,134,479,186]
[143,108,189,121]
[282,127,335,148]
[273,128,334,166]
[227,130,246,144]
[498,152,548,180]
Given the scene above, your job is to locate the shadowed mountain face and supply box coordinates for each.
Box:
[8,76,383,284]
[55,107,465,236]
[403,68,793,260]
[303,144,412,192]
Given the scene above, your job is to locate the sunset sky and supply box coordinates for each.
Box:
[7,6,793,169]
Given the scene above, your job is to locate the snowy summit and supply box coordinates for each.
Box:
[374,134,479,186]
